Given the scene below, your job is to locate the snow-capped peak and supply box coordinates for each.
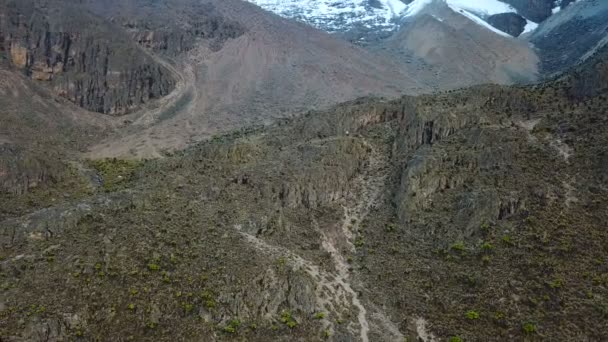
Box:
[403,0,539,37]
[247,0,577,40]
[246,0,407,33]
[403,0,515,18]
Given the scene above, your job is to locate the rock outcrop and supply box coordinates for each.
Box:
[0,0,176,115]
[487,12,527,37]
[500,0,555,23]
[125,15,246,54]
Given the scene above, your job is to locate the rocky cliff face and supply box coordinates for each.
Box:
[0,0,176,115]
[500,0,555,23]
[99,1,247,54]
[487,12,527,37]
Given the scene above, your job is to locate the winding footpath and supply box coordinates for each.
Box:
[235,136,404,341]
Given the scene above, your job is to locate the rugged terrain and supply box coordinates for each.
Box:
[1,27,607,342]
[245,0,608,85]
[0,0,563,199]
[0,0,428,196]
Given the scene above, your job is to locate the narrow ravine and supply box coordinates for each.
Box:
[235,136,403,341]
[316,137,402,342]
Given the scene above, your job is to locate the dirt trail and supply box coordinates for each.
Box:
[235,137,403,341]
[86,47,201,159]
[235,224,350,333]
[320,138,404,342]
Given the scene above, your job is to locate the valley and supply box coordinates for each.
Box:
[0,0,607,341]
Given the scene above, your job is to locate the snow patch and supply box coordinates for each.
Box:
[402,0,434,17]
[404,0,515,18]
[403,0,517,37]
[523,19,539,34]
[247,0,407,32]
[446,3,512,37]
[447,0,515,17]
[432,14,444,22]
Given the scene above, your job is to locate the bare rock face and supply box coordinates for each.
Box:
[487,12,527,37]
[0,145,61,196]
[0,1,176,115]
[103,0,247,55]
[500,0,555,23]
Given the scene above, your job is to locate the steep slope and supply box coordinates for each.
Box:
[0,0,177,115]
[0,0,431,165]
[0,67,111,196]
[529,0,608,76]
[501,0,577,23]
[84,0,428,158]
[246,0,407,33]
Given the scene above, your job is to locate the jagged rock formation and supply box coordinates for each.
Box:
[0,0,176,115]
[83,0,247,54]
[500,0,556,23]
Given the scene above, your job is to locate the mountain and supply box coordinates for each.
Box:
[0,0,554,171]
[82,0,428,159]
[246,0,407,34]
[0,0,431,191]
[376,0,540,89]
[1,29,607,342]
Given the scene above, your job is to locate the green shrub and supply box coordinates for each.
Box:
[481,242,494,250]
[451,242,466,252]
[89,158,143,191]
[465,311,480,320]
[223,319,241,333]
[502,235,513,245]
[182,303,194,313]
[354,237,365,247]
[548,279,563,289]
[314,312,326,319]
[449,337,463,342]
[522,322,536,334]
[280,310,297,328]
[147,263,160,271]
